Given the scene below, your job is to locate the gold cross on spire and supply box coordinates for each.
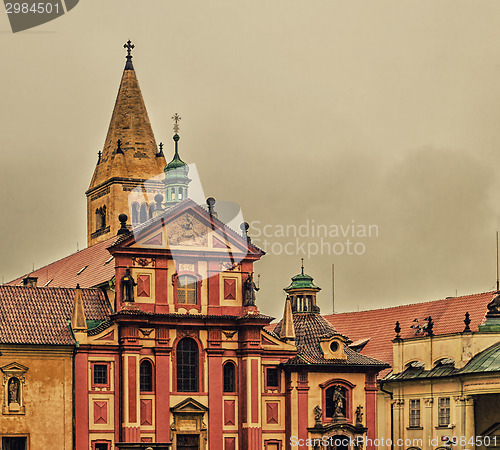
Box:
[124,40,134,57]
[172,113,181,134]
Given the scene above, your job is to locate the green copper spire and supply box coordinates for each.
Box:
[164,114,191,207]
[284,258,320,291]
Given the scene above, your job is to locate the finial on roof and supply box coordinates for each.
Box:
[156,142,164,157]
[301,258,304,275]
[97,151,102,164]
[280,295,296,342]
[124,40,135,70]
[464,311,471,332]
[71,284,87,332]
[172,113,181,134]
[207,197,216,216]
[117,214,129,235]
[240,222,251,243]
[394,321,401,339]
[116,139,124,155]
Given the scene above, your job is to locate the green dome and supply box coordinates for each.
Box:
[284,263,320,291]
[164,134,189,175]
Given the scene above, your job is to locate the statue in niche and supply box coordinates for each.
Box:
[121,268,137,302]
[243,273,259,306]
[8,377,19,404]
[333,386,346,419]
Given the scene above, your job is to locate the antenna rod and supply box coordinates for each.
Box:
[497,231,499,291]
[332,263,335,314]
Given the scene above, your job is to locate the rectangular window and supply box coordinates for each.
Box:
[93,364,108,386]
[438,397,450,427]
[409,399,421,427]
[2,437,27,450]
[266,367,279,389]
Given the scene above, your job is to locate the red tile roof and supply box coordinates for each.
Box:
[272,312,389,369]
[7,236,118,289]
[324,291,496,377]
[0,285,110,345]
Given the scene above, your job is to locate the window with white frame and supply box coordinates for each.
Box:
[438,397,450,427]
[409,399,421,427]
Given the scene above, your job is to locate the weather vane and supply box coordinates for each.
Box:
[124,40,134,57]
[172,113,181,134]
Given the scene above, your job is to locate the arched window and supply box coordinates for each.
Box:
[140,360,154,392]
[176,337,198,392]
[131,202,139,224]
[177,275,197,304]
[148,204,155,220]
[95,207,106,230]
[139,203,148,223]
[95,208,101,230]
[325,385,347,419]
[223,361,236,393]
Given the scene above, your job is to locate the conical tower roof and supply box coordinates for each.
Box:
[88,42,166,191]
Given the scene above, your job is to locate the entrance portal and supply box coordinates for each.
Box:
[176,434,199,450]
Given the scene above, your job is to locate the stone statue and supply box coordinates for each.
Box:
[314,405,322,425]
[121,268,137,302]
[487,294,500,315]
[333,386,346,418]
[8,377,19,404]
[355,405,364,426]
[243,273,259,306]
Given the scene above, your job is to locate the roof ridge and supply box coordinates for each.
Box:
[325,290,497,317]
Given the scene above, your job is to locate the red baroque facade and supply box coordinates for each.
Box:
[71,199,388,450]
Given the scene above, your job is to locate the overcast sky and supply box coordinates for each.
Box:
[2,1,500,320]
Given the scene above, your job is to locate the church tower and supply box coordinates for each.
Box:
[86,41,166,246]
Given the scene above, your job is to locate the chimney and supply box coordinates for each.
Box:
[22,276,38,287]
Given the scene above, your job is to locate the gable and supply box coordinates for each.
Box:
[121,201,260,257]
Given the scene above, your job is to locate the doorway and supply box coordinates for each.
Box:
[176,434,199,450]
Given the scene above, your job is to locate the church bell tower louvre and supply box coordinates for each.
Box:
[86,40,167,246]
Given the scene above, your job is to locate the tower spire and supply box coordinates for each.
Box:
[86,42,166,246]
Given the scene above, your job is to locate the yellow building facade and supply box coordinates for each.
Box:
[379,298,500,450]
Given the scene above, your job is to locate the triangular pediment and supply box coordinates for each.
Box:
[1,362,29,374]
[114,200,263,257]
[170,397,208,414]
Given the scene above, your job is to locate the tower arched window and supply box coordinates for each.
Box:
[176,337,198,392]
[140,359,154,392]
[95,207,106,231]
[223,361,236,393]
[148,204,155,220]
[177,275,197,304]
[139,203,148,223]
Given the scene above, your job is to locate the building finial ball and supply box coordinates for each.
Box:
[119,214,128,224]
